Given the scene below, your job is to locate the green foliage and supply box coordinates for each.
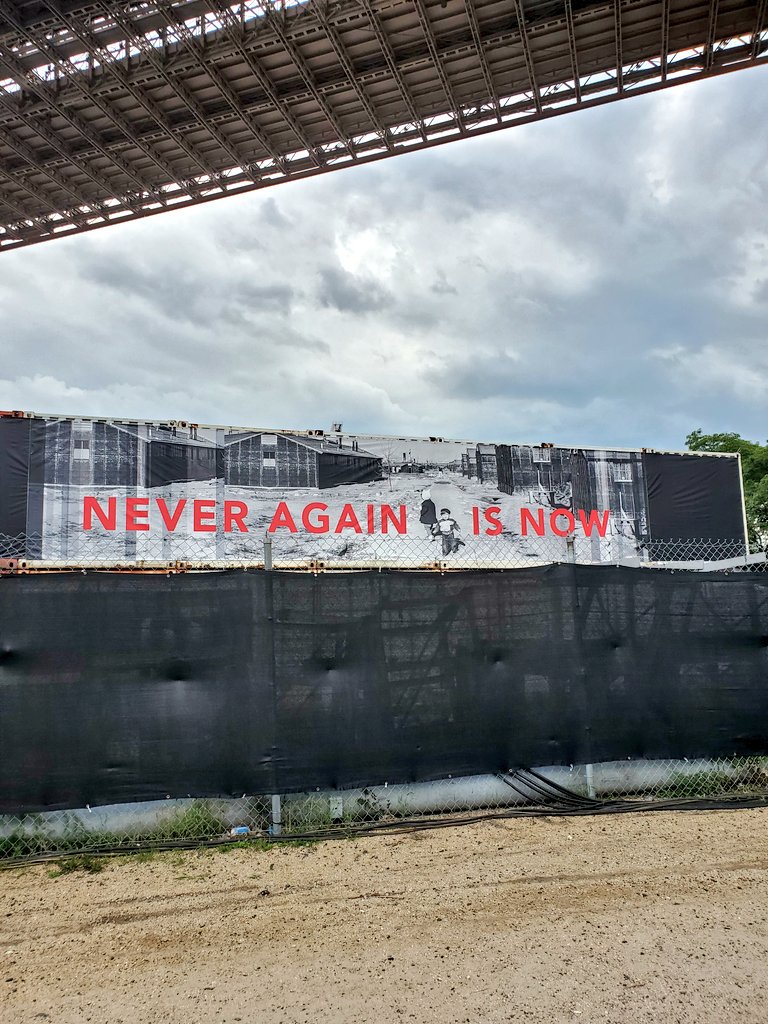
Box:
[0,833,43,860]
[747,475,768,547]
[0,800,231,863]
[686,429,768,548]
[655,760,768,800]
[654,769,736,799]
[142,800,228,842]
[48,855,105,876]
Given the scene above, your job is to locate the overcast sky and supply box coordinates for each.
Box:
[1,65,767,450]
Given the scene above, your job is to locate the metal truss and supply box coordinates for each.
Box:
[0,0,766,250]
[513,0,543,114]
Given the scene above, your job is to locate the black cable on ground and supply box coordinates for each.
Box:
[3,793,768,869]
[518,767,609,806]
[501,769,602,809]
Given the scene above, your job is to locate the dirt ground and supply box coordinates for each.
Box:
[1,808,768,1024]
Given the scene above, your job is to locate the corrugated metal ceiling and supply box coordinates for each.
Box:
[0,0,765,250]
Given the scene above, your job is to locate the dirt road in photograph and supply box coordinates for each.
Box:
[2,808,767,1024]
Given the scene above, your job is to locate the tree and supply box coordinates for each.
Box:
[686,429,768,549]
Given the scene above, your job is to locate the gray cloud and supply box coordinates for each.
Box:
[430,271,458,296]
[1,65,767,448]
[317,265,392,314]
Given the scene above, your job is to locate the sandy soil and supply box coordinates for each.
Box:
[2,809,767,1024]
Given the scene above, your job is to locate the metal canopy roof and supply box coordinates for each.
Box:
[0,0,766,251]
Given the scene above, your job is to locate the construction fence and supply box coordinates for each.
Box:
[3,759,768,863]
[2,562,768,864]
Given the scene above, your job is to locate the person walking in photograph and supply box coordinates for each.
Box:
[419,488,438,540]
[432,508,465,556]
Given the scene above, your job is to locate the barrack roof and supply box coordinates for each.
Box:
[225,427,379,458]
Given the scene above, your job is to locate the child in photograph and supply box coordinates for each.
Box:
[432,508,465,556]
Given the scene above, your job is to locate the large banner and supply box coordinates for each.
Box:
[0,413,747,564]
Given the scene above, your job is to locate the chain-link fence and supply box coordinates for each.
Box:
[2,526,766,865]
[3,758,768,864]
[1,530,766,572]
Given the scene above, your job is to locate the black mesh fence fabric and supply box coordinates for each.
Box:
[1,565,767,814]
[0,417,31,539]
[643,452,746,549]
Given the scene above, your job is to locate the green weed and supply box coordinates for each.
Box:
[655,769,740,799]
[48,854,106,877]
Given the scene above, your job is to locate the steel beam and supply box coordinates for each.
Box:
[358,0,427,141]
[512,0,543,115]
[258,0,354,156]
[0,165,87,232]
[3,50,767,253]
[0,178,34,228]
[156,1,288,173]
[0,3,166,200]
[752,0,767,59]
[704,0,720,70]
[0,80,145,212]
[103,5,250,180]
[312,0,393,150]
[565,0,582,102]
[41,0,213,189]
[208,0,322,164]
[463,0,501,121]
[0,113,96,210]
[412,0,466,133]
[0,79,318,187]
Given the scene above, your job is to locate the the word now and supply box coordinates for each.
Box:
[471,506,610,537]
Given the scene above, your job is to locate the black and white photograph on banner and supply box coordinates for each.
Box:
[0,414,748,566]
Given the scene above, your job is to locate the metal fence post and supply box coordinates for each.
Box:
[585,762,596,799]
[270,794,282,836]
[264,531,273,571]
